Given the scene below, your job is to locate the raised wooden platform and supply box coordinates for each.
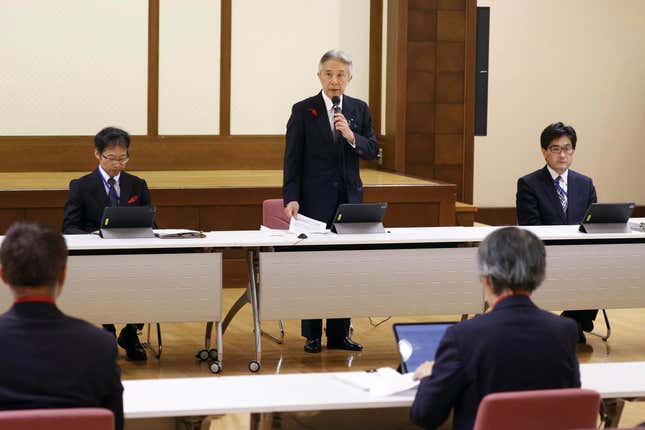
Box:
[0,169,459,288]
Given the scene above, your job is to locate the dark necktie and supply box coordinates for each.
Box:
[107,177,119,207]
[554,176,567,214]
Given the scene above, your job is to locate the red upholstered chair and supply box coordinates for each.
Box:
[473,388,600,430]
[0,408,114,430]
[262,198,290,229]
[260,199,289,342]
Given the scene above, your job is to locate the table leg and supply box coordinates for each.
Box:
[247,249,262,367]
[602,398,625,427]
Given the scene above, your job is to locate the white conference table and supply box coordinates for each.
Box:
[1,223,644,372]
[214,223,645,370]
[123,361,645,426]
[0,233,225,368]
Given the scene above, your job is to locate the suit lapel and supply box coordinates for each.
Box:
[119,173,133,205]
[314,92,334,144]
[341,95,357,130]
[92,169,111,208]
[540,166,566,224]
[566,171,577,224]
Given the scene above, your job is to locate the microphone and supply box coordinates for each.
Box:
[331,95,341,114]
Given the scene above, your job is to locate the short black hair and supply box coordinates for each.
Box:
[94,127,130,154]
[1,222,67,288]
[540,122,577,150]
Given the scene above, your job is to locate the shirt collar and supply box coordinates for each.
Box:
[321,91,343,113]
[98,165,121,183]
[546,165,568,184]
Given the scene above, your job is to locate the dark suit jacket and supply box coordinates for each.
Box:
[63,169,152,234]
[410,295,580,430]
[516,166,597,225]
[283,92,379,224]
[0,302,124,430]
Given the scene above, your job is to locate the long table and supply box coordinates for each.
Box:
[219,223,645,370]
[122,361,645,427]
[1,224,644,373]
[0,234,225,369]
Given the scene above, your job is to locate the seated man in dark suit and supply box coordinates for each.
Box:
[516,122,598,342]
[63,126,151,360]
[0,222,123,430]
[410,227,580,430]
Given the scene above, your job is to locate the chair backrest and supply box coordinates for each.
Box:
[473,388,600,430]
[0,408,114,430]
[262,199,290,230]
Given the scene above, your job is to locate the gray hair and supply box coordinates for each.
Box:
[477,227,546,294]
[318,49,353,76]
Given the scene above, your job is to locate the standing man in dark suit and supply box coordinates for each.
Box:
[63,126,151,360]
[0,222,123,430]
[410,227,580,430]
[516,122,598,342]
[283,49,379,353]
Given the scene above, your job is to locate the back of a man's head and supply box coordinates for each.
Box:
[1,222,67,289]
[477,227,546,295]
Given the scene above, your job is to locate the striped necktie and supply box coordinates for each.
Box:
[107,177,119,207]
[554,176,567,214]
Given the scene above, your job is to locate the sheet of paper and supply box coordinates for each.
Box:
[288,213,327,234]
[333,367,419,397]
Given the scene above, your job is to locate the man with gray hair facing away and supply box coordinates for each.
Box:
[410,227,580,430]
[283,49,379,353]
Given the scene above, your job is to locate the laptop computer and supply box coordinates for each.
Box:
[578,202,635,233]
[393,322,456,374]
[100,206,156,239]
[331,202,387,234]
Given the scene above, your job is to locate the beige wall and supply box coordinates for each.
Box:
[0,0,148,135]
[0,1,371,137]
[230,0,370,134]
[474,0,645,207]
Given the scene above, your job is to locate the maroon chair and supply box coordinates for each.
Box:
[0,408,114,430]
[473,388,600,430]
[262,198,290,229]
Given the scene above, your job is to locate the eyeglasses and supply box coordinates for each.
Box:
[101,154,129,164]
[547,145,574,155]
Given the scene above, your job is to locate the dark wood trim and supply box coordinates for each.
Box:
[369,0,383,135]
[147,0,160,136]
[460,205,645,227]
[475,207,517,226]
[462,0,477,204]
[0,135,285,171]
[385,0,408,172]
[219,0,232,136]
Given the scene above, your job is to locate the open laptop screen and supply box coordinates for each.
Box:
[393,322,456,373]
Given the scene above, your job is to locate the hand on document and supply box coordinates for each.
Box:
[413,361,434,381]
[289,213,328,234]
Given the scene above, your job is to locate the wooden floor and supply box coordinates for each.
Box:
[0,169,437,191]
[119,288,645,427]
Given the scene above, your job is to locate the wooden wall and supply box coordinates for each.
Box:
[0,0,477,205]
[384,0,476,203]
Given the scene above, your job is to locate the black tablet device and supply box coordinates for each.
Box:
[100,206,156,238]
[579,202,635,233]
[331,202,387,234]
[393,322,456,374]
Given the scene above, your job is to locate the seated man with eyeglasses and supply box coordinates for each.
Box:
[516,121,598,343]
[63,126,152,360]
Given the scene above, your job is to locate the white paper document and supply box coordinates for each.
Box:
[333,367,419,397]
[288,214,328,234]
